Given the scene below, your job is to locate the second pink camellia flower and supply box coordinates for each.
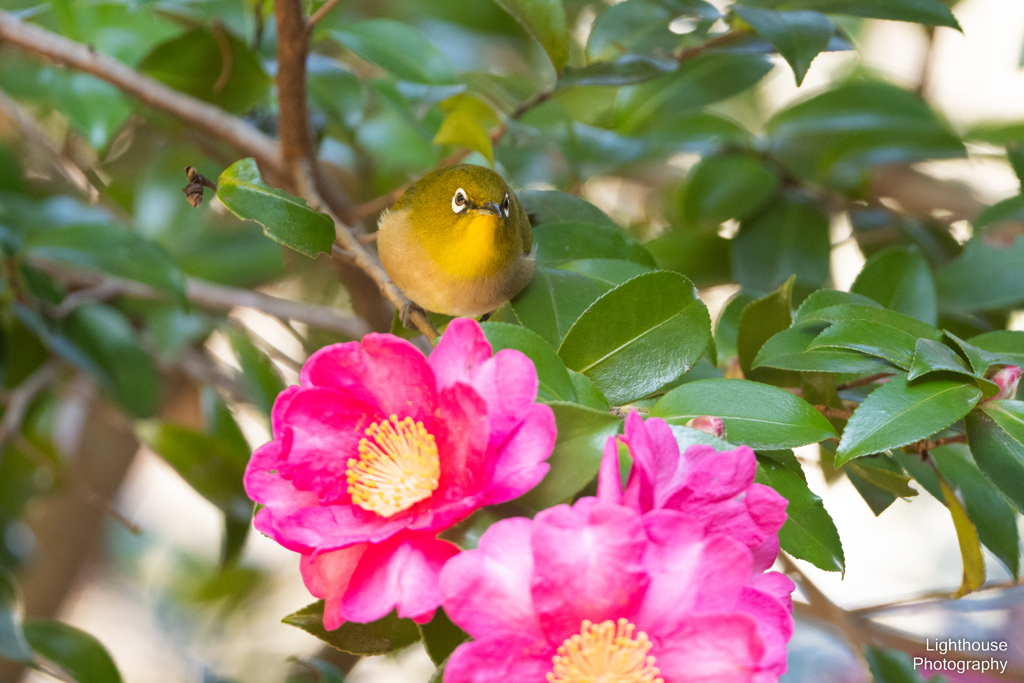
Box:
[244,318,556,628]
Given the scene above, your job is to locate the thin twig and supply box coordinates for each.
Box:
[836,373,894,392]
[307,0,343,30]
[904,433,968,454]
[30,259,371,338]
[0,11,285,177]
[675,29,750,62]
[0,361,59,456]
[814,405,854,421]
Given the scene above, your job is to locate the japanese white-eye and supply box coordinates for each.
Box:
[377,164,535,320]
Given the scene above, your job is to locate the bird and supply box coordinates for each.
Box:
[377,164,535,325]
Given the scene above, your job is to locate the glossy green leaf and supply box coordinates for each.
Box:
[560,56,676,88]
[966,400,1024,512]
[755,457,845,572]
[135,422,251,523]
[586,0,717,61]
[518,191,618,227]
[481,322,577,402]
[433,110,494,165]
[737,276,802,386]
[850,245,937,325]
[793,289,882,323]
[533,222,654,267]
[217,159,335,258]
[835,376,983,466]
[798,304,943,341]
[559,259,653,289]
[25,224,186,306]
[491,0,570,71]
[616,54,773,134]
[332,21,456,84]
[558,271,711,404]
[283,603,421,655]
[754,324,895,374]
[907,339,994,396]
[651,379,837,449]
[0,567,31,662]
[138,27,270,113]
[518,402,621,509]
[23,619,122,683]
[945,330,995,375]
[645,231,732,289]
[732,195,831,298]
[933,444,1020,579]
[808,320,918,370]
[969,330,1024,367]
[772,0,961,29]
[845,460,917,498]
[936,473,986,597]
[844,461,898,516]
[733,6,834,85]
[511,267,609,348]
[682,155,779,230]
[64,304,161,418]
[418,609,469,667]
[935,237,1024,312]
[569,370,611,411]
[714,292,758,364]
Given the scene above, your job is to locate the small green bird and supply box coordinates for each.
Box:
[378,164,535,321]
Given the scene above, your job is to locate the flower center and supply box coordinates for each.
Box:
[346,415,440,518]
[548,619,663,683]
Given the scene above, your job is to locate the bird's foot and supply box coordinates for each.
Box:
[478,310,494,322]
[399,301,426,330]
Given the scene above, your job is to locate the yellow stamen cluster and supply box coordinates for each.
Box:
[548,619,663,683]
[346,415,440,518]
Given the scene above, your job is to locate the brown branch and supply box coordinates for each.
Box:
[0,11,285,177]
[904,433,968,454]
[814,405,854,420]
[675,29,750,62]
[307,0,343,30]
[836,373,894,392]
[0,361,59,456]
[30,259,372,338]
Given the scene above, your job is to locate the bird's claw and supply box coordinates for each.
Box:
[399,301,426,330]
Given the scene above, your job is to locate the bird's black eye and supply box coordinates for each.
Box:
[501,195,509,210]
[452,188,468,213]
[455,192,466,205]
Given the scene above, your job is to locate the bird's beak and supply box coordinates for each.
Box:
[480,201,504,219]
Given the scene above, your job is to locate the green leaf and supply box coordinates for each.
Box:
[331,20,455,84]
[933,444,1020,579]
[732,195,831,298]
[682,155,780,230]
[851,245,937,326]
[518,190,618,227]
[966,400,1024,512]
[533,222,654,267]
[937,472,986,597]
[845,459,917,498]
[798,304,943,341]
[481,322,577,402]
[714,291,758,364]
[865,646,949,683]
[772,0,961,30]
[737,277,802,386]
[25,224,186,306]
[491,0,570,72]
[616,54,773,134]
[138,27,271,113]
[755,457,845,572]
[559,259,653,289]
[560,56,676,88]
[557,271,711,404]
[934,237,1024,312]
[587,0,718,61]
[282,603,422,655]
[433,108,494,165]
[969,330,1024,367]
[645,231,732,289]
[511,267,609,348]
[418,608,469,667]
[908,339,995,397]
[135,422,251,523]
[835,376,983,466]
[793,289,882,323]
[808,320,918,370]
[733,6,834,86]
[569,370,611,411]
[518,402,621,509]
[945,330,995,375]
[0,567,31,662]
[216,159,335,258]
[754,324,894,374]
[650,378,838,449]
[23,619,122,683]
[229,330,286,420]
[64,304,161,418]
[973,194,1024,231]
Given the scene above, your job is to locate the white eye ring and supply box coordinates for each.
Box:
[452,189,467,213]
[501,194,509,218]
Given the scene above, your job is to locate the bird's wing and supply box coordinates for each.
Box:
[513,193,532,254]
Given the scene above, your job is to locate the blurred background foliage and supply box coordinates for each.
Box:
[0,0,1023,681]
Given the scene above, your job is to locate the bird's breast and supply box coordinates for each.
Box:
[429,214,509,279]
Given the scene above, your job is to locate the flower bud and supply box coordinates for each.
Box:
[986,365,1021,402]
[685,414,725,438]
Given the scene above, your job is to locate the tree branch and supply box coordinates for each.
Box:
[30,259,371,338]
[0,11,285,178]
[836,373,894,392]
[0,361,59,457]
[307,0,343,30]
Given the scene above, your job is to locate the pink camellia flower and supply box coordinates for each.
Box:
[244,318,556,627]
[986,365,1021,402]
[439,413,795,683]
